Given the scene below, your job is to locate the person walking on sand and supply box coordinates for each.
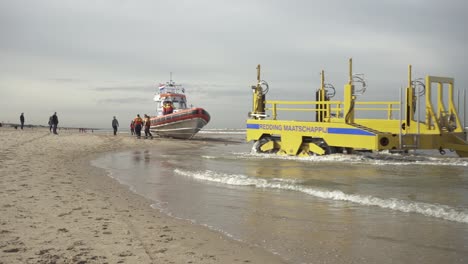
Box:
[112,116,119,136]
[130,120,135,135]
[48,116,53,132]
[20,113,25,130]
[133,114,143,138]
[144,114,153,139]
[51,112,59,135]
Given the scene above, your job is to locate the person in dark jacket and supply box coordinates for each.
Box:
[112,116,119,136]
[20,113,25,130]
[51,112,59,135]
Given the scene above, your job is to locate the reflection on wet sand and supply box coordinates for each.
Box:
[94,133,468,264]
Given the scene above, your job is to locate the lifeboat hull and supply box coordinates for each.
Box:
[149,108,210,139]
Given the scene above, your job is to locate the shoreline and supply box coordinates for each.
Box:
[0,128,285,263]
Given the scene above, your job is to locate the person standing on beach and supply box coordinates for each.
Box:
[130,120,135,135]
[48,116,53,132]
[144,114,153,139]
[133,114,143,138]
[51,112,59,135]
[20,113,25,130]
[112,116,119,136]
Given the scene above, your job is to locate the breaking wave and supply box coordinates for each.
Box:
[174,169,468,224]
[199,129,245,134]
[230,150,468,167]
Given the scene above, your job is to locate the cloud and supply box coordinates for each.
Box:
[1,0,467,129]
[97,97,149,105]
[94,85,154,93]
[49,78,88,83]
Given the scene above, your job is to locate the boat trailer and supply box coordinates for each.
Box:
[246,59,468,157]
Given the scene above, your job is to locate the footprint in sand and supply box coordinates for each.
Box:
[57,228,69,233]
[118,250,134,257]
[3,248,21,253]
[155,248,168,254]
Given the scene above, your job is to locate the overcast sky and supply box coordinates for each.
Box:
[1,0,467,129]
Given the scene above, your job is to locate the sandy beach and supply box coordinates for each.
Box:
[0,128,285,264]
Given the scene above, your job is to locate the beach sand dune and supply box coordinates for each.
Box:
[0,128,284,263]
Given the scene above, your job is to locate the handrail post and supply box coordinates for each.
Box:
[388,103,393,120]
[405,64,414,129]
[344,58,355,124]
[273,103,277,120]
[252,64,265,119]
[399,86,403,149]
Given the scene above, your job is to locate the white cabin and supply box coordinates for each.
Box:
[153,81,189,116]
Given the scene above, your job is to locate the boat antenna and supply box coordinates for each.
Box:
[166,72,174,86]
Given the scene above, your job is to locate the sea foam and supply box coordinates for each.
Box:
[174,168,468,224]
[236,151,468,167]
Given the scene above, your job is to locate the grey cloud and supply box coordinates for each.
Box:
[1,0,467,129]
[49,78,87,83]
[94,85,154,93]
[97,97,148,105]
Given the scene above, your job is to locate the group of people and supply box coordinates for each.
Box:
[13,111,153,139]
[128,114,152,139]
[12,112,58,134]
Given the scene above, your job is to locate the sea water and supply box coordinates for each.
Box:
[92,131,468,264]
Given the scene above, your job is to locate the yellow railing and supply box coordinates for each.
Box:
[354,101,401,119]
[265,100,400,121]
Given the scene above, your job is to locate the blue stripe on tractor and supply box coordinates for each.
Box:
[246,124,260,129]
[328,128,374,136]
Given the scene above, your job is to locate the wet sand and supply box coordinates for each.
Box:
[0,128,284,263]
[94,136,468,264]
